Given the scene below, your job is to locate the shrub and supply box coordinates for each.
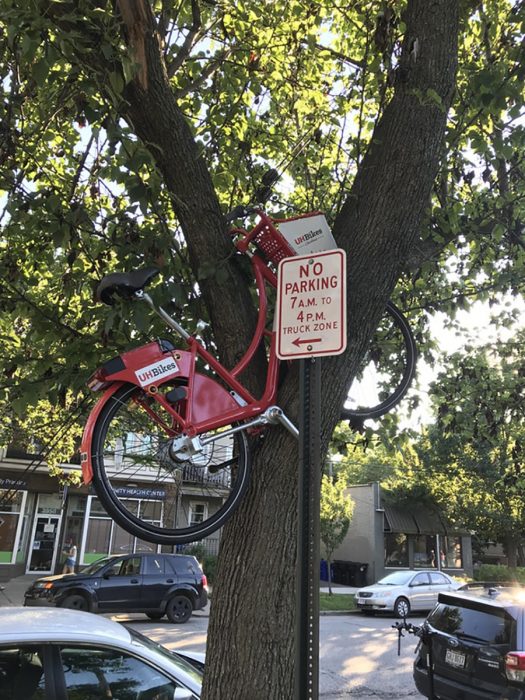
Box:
[473,564,525,584]
[202,554,217,585]
[178,545,217,585]
[183,544,207,561]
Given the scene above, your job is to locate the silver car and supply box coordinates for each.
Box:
[0,607,202,699]
[356,570,460,617]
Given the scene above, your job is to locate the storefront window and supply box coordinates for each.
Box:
[140,501,162,520]
[414,535,437,568]
[111,524,135,555]
[384,533,409,567]
[135,538,157,553]
[0,489,25,564]
[84,498,160,563]
[16,493,34,563]
[89,497,110,516]
[441,536,463,568]
[85,517,111,563]
[62,494,86,567]
[36,493,61,515]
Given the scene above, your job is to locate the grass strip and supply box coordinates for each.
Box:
[319,592,356,611]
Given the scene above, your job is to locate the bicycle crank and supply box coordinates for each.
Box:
[166,405,299,464]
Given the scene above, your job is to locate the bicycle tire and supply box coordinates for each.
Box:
[341,301,417,423]
[90,382,251,545]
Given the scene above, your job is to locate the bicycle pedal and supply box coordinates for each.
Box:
[165,386,187,403]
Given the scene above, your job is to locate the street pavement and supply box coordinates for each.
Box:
[120,613,424,698]
[0,573,423,698]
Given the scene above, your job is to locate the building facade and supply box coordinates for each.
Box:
[331,482,473,585]
[0,447,220,582]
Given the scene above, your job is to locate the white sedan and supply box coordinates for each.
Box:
[356,570,460,617]
[0,607,201,699]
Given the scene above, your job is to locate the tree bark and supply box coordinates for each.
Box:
[505,536,518,569]
[115,0,266,386]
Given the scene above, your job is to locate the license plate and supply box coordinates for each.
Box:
[445,649,466,668]
[357,598,370,605]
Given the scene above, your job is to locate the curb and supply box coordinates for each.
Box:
[320,609,361,616]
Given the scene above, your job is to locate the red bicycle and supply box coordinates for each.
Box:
[80,203,416,545]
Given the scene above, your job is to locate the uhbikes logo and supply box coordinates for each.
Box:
[135,357,179,387]
[294,228,323,247]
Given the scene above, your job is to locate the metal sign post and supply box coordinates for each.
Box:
[295,356,321,700]
[275,247,347,700]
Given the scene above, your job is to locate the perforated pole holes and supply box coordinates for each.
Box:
[295,357,321,700]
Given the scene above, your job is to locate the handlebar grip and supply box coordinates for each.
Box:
[224,205,248,224]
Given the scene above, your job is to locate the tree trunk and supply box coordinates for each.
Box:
[327,555,333,596]
[204,2,459,698]
[505,536,518,569]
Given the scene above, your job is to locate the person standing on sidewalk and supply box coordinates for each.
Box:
[62,539,77,574]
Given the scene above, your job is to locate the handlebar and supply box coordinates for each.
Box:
[224,205,256,224]
[224,168,281,223]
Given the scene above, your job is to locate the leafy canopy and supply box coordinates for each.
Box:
[1,0,525,462]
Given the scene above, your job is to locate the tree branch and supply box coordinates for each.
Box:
[166,0,201,78]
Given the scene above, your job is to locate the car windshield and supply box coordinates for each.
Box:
[128,628,203,686]
[376,572,414,586]
[79,557,118,575]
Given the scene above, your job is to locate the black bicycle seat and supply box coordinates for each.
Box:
[96,267,160,305]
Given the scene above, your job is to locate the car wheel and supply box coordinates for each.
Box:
[394,597,410,618]
[61,594,90,612]
[146,612,164,621]
[166,595,192,624]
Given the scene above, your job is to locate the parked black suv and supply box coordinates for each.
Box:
[24,553,208,623]
[414,585,525,699]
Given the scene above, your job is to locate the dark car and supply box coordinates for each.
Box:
[24,553,208,623]
[413,585,525,699]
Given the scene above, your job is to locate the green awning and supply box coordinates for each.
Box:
[383,505,418,534]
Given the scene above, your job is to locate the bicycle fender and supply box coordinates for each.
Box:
[87,340,193,391]
[80,382,124,485]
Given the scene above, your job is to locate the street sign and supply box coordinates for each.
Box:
[276,249,347,360]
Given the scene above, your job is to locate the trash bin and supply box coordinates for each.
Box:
[332,561,345,584]
[355,563,368,587]
[320,559,328,581]
[333,561,368,586]
[341,562,355,585]
[333,560,353,585]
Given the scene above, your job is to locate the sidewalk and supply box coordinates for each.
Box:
[0,573,40,607]
[320,583,358,594]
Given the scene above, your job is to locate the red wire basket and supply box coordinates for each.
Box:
[252,222,296,266]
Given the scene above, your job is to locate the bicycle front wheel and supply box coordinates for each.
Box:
[341,301,417,426]
[90,383,251,545]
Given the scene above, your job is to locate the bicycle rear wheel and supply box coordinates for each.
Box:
[342,301,416,426]
[90,382,250,545]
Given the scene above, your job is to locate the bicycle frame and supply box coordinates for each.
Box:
[80,211,315,485]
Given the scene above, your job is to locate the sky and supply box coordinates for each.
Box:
[404,293,525,429]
